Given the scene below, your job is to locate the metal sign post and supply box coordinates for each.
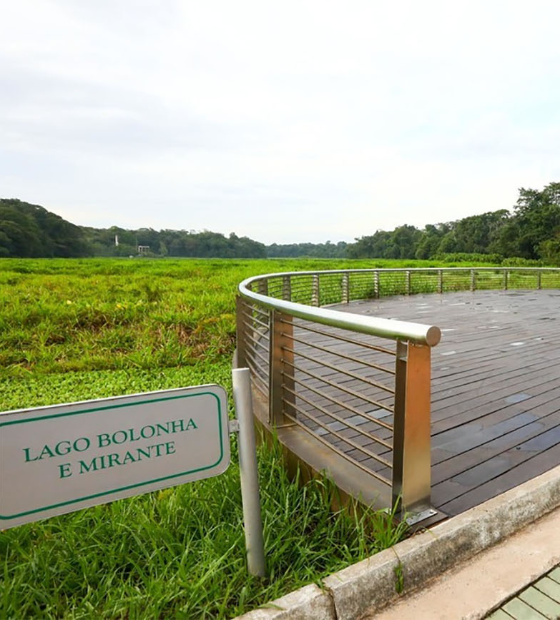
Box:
[0,377,266,578]
[232,368,266,578]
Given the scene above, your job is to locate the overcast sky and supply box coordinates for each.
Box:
[1,1,559,244]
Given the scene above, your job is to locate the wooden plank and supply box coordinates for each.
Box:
[439,444,560,514]
[345,381,560,475]
[432,370,560,421]
[431,379,560,435]
[431,411,560,487]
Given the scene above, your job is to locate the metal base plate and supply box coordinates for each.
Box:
[406,508,438,526]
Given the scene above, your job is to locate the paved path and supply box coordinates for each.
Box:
[368,506,560,620]
[489,567,560,619]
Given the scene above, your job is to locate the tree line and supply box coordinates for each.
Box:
[348,182,560,263]
[0,199,88,258]
[0,200,266,259]
[1,183,558,262]
[82,226,266,258]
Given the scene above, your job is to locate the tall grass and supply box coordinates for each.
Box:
[0,258,424,618]
[1,427,406,618]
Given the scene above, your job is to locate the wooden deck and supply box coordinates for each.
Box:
[287,290,560,517]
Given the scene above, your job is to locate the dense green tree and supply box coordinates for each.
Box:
[2,184,559,260]
[415,224,448,259]
[0,199,88,257]
[267,241,347,258]
[347,230,391,258]
[348,184,558,262]
[507,184,560,259]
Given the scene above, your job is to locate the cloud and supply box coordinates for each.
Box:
[1,0,559,243]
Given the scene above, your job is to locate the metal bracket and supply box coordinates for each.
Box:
[405,508,438,526]
[228,419,240,434]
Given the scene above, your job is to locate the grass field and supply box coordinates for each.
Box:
[0,257,502,618]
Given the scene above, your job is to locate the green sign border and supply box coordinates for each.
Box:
[0,391,227,520]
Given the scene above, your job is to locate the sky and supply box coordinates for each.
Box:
[1,1,559,244]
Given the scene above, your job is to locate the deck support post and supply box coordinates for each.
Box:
[406,270,411,295]
[374,271,380,298]
[438,270,443,294]
[312,275,320,307]
[342,273,350,303]
[503,270,509,290]
[269,311,294,426]
[470,269,476,292]
[537,270,542,290]
[282,276,291,301]
[393,341,432,514]
[258,279,268,296]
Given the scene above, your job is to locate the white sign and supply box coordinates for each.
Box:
[0,385,230,529]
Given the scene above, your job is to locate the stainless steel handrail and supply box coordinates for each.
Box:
[239,275,442,347]
[239,266,560,345]
[241,267,559,280]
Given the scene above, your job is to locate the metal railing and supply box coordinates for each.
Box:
[236,266,560,514]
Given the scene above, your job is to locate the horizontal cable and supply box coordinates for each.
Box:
[245,350,269,378]
[245,343,269,368]
[242,323,270,348]
[283,386,392,468]
[248,371,268,398]
[283,346,395,395]
[282,401,392,485]
[285,333,395,375]
[251,304,270,316]
[286,375,392,449]
[283,359,394,418]
[286,366,393,426]
[244,303,270,320]
[244,355,268,392]
[244,346,269,377]
[241,309,269,331]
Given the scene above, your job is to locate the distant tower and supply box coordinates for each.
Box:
[115,235,119,247]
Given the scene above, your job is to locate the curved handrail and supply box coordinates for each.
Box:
[239,265,560,347]
[238,271,442,347]
[240,267,559,281]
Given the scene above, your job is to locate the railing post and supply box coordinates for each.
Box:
[236,296,248,369]
[438,269,443,294]
[470,269,476,292]
[537,270,542,290]
[374,270,380,299]
[282,275,291,301]
[406,270,411,295]
[312,274,320,307]
[393,341,432,514]
[258,279,268,296]
[342,273,349,303]
[269,311,294,427]
[503,269,508,291]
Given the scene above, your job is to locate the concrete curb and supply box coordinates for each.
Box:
[370,507,560,620]
[235,584,335,620]
[233,464,560,620]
